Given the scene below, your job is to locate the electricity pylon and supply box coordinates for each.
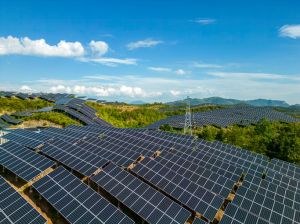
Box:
[184,96,193,135]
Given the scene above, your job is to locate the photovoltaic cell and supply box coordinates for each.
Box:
[32,166,134,224]
[132,157,224,221]
[0,141,55,181]
[2,129,51,149]
[0,176,46,224]
[92,163,191,224]
[41,139,108,176]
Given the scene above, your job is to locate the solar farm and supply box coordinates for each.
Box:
[0,121,300,224]
[1,92,300,223]
[147,106,300,129]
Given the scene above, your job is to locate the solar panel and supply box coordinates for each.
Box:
[32,166,134,224]
[0,141,55,181]
[267,158,300,181]
[0,176,46,224]
[40,127,91,144]
[244,174,300,211]
[157,152,236,199]
[147,106,300,129]
[1,114,22,125]
[219,203,269,224]
[91,163,191,224]
[41,139,108,176]
[232,180,300,223]
[39,126,141,167]
[2,129,51,149]
[132,157,224,221]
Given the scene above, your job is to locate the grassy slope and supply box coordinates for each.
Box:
[21,112,81,127]
[0,97,52,114]
[87,102,224,128]
[0,97,80,127]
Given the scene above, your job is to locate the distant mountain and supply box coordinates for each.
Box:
[167,97,290,107]
[130,100,147,105]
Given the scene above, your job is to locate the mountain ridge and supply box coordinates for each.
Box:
[166,97,290,107]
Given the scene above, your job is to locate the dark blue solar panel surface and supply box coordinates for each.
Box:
[33,166,134,224]
[92,163,191,224]
[0,141,55,181]
[41,139,108,176]
[0,176,46,224]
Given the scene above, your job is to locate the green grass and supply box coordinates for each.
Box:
[22,112,81,127]
[0,97,52,114]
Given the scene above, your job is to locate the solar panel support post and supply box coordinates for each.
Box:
[184,96,193,136]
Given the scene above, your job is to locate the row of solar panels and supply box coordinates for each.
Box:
[0,139,190,223]
[0,92,112,129]
[147,106,300,129]
[0,114,22,129]
[0,91,73,101]
[1,125,300,223]
[53,98,112,126]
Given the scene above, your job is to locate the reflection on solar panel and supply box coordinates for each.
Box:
[132,157,224,221]
[0,176,46,224]
[148,106,300,129]
[92,163,191,224]
[41,139,108,176]
[33,166,134,224]
[0,141,55,181]
[2,129,51,149]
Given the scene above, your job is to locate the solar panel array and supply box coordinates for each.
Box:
[147,106,300,129]
[53,98,111,126]
[1,114,22,125]
[0,176,46,224]
[32,166,134,224]
[92,163,191,224]
[0,141,55,181]
[1,125,300,223]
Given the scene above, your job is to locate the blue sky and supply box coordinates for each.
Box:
[0,0,300,104]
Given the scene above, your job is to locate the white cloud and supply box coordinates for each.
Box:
[207,71,291,80]
[89,40,109,56]
[279,25,300,39]
[148,67,172,72]
[48,84,151,98]
[127,38,163,50]
[175,69,191,75]
[20,85,33,92]
[170,90,181,96]
[0,36,84,57]
[193,18,216,25]
[79,57,137,66]
[193,62,223,69]
[0,36,137,67]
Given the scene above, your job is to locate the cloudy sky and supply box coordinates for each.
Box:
[0,0,300,104]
